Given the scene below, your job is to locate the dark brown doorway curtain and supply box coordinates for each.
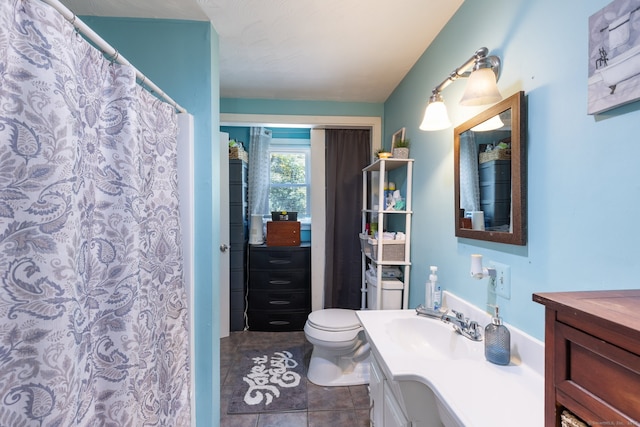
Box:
[325,129,371,309]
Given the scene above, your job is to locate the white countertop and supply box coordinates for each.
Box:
[357,306,544,427]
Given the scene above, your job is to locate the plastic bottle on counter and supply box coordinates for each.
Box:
[425,266,440,311]
[431,266,441,310]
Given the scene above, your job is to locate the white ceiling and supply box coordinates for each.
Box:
[59,0,463,103]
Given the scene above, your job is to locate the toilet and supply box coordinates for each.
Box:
[305,274,404,386]
[304,308,370,386]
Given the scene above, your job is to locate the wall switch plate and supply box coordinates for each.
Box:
[489,261,511,300]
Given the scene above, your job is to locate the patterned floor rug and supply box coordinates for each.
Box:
[227,345,307,414]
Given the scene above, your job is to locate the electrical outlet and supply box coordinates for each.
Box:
[489,261,511,299]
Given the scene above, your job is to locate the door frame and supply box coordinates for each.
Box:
[220,114,382,311]
[219,132,230,338]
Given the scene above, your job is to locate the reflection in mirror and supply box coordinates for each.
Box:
[454,91,526,245]
[460,111,511,231]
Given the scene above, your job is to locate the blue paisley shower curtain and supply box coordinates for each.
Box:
[0,1,191,425]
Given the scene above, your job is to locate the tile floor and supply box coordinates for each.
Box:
[220,330,371,427]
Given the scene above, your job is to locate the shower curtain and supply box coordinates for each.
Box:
[0,1,190,425]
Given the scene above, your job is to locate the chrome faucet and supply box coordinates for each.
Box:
[441,310,482,341]
[415,305,483,341]
[415,304,442,319]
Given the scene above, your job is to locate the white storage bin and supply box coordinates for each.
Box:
[366,268,404,309]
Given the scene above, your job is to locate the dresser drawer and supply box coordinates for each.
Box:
[249,289,310,310]
[230,248,246,270]
[230,289,245,310]
[250,246,310,270]
[248,269,309,290]
[248,309,309,331]
[230,223,247,243]
[555,322,640,423]
[229,160,247,185]
[229,202,247,223]
[230,309,245,331]
[535,290,640,427]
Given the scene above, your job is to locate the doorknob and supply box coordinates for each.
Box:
[220,243,230,252]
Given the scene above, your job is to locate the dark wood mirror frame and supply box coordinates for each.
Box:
[454,91,526,245]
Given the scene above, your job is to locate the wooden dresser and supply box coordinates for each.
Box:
[533,290,640,427]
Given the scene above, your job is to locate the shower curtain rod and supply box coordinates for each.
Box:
[40,0,187,114]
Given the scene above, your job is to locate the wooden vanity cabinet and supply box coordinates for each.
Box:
[533,290,640,427]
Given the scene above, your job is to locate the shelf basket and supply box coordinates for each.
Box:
[479,148,510,164]
[359,233,372,256]
[229,146,248,162]
[366,238,405,262]
[560,410,588,427]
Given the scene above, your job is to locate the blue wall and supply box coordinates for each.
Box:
[384,0,640,340]
[221,126,250,148]
[220,126,311,149]
[270,128,312,139]
[81,17,221,426]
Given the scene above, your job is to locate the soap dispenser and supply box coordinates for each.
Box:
[484,305,510,365]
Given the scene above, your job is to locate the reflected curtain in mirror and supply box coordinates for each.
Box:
[459,131,481,213]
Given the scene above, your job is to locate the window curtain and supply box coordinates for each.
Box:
[325,129,371,309]
[0,1,190,425]
[248,127,272,215]
[460,131,481,213]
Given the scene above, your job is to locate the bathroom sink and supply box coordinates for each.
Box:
[357,307,544,427]
[385,316,483,361]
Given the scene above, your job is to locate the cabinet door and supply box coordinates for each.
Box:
[370,356,384,427]
[554,322,640,424]
[383,384,410,427]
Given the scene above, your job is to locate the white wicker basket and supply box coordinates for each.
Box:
[366,238,405,262]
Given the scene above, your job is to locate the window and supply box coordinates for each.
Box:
[268,142,310,219]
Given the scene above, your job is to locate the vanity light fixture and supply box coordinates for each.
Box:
[419,47,502,132]
[419,91,451,131]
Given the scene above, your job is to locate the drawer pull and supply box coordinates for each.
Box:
[269,300,291,305]
[269,260,292,265]
[268,320,291,325]
[269,280,291,285]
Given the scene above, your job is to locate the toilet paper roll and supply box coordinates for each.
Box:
[471,211,485,231]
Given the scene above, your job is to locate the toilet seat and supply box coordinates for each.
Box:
[306,308,361,332]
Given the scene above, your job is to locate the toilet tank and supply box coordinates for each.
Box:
[365,269,404,309]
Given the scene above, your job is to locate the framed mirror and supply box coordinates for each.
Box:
[454,91,526,245]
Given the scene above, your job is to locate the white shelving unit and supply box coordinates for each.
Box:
[361,158,413,310]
